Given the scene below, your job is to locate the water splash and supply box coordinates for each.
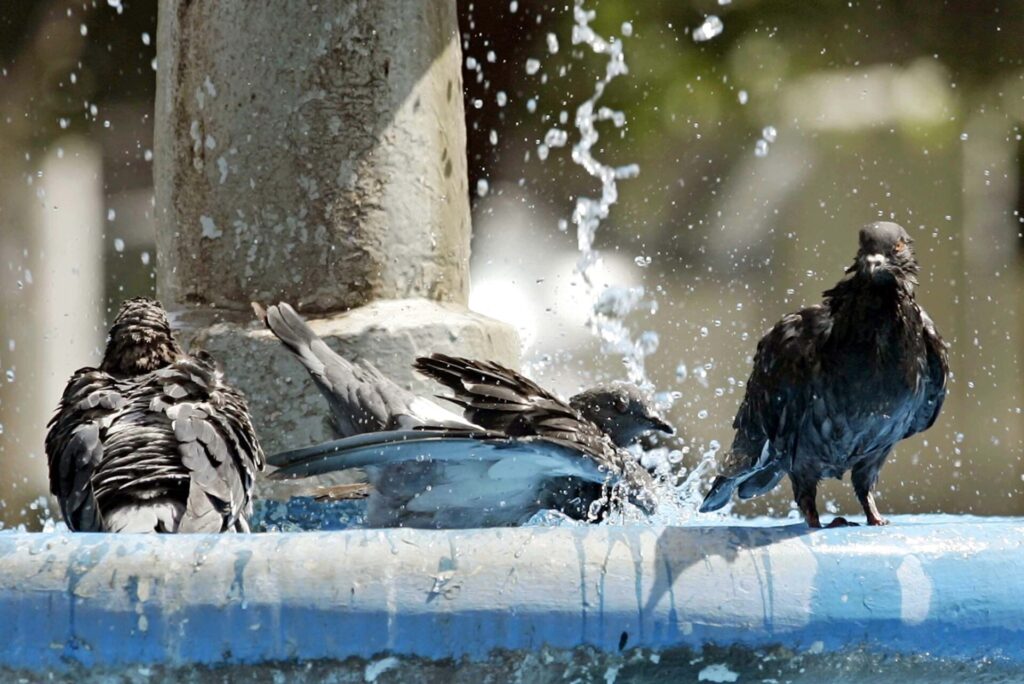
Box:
[566,2,653,386]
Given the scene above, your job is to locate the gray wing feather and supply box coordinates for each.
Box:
[906,306,948,437]
[262,303,472,435]
[46,356,265,533]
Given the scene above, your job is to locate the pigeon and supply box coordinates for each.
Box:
[255,302,476,436]
[45,297,265,533]
[699,222,948,528]
[258,304,673,527]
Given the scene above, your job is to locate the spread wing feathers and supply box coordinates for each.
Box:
[700,306,830,513]
[267,429,611,483]
[261,303,473,436]
[413,354,563,429]
[905,306,948,437]
[413,354,619,463]
[268,430,625,528]
[45,357,264,533]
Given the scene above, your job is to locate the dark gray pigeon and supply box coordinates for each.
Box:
[256,302,476,436]
[45,297,265,533]
[700,222,948,527]
[265,338,673,527]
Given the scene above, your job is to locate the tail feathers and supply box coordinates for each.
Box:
[698,475,738,513]
[260,302,343,380]
[102,499,186,533]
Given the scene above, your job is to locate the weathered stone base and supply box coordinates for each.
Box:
[181,298,518,495]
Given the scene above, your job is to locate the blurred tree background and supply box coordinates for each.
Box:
[1,0,1022,528]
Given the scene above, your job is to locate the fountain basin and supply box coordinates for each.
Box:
[1,515,1022,676]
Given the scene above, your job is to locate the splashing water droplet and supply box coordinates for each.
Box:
[634,255,652,268]
[476,179,489,197]
[5,369,14,382]
[754,139,769,157]
[621,21,633,37]
[692,15,723,42]
[676,363,688,381]
[762,125,778,142]
[544,128,568,148]
[113,238,125,253]
[738,90,748,105]
[525,59,541,75]
[141,251,151,265]
[546,33,560,54]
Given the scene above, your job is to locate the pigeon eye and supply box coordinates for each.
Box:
[893,240,906,254]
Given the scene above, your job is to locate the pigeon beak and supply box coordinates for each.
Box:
[650,416,675,435]
[864,253,887,274]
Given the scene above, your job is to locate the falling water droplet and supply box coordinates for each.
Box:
[762,125,778,143]
[525,59,541,75]
[754,139,769,157]
[676,363,688,381]
[692,16,723,42]
[114,238,125,253]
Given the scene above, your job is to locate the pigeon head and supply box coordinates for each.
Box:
[100,297,183,377]
[851,221,919,286]
[570,384,674,447]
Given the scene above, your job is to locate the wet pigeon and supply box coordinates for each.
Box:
[700,222,948,527]
[260,308,673,527]
[45,297,265,533]
[255,302,476,436]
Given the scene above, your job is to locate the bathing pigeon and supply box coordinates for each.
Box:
[699,222,948,527]
[255,302,476,436]
[45,297,265,533]
[262,317,674,527]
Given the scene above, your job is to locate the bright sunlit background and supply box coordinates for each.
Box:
[1,1,1022,528]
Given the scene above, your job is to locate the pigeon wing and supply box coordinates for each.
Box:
[45,368,127,531]
[906,305,948,437]
[262,303,473,436]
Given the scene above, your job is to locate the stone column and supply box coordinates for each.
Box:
[154,0,518,455]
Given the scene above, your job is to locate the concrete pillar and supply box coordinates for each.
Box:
[154,1,518,455]
[0,139,105,526]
